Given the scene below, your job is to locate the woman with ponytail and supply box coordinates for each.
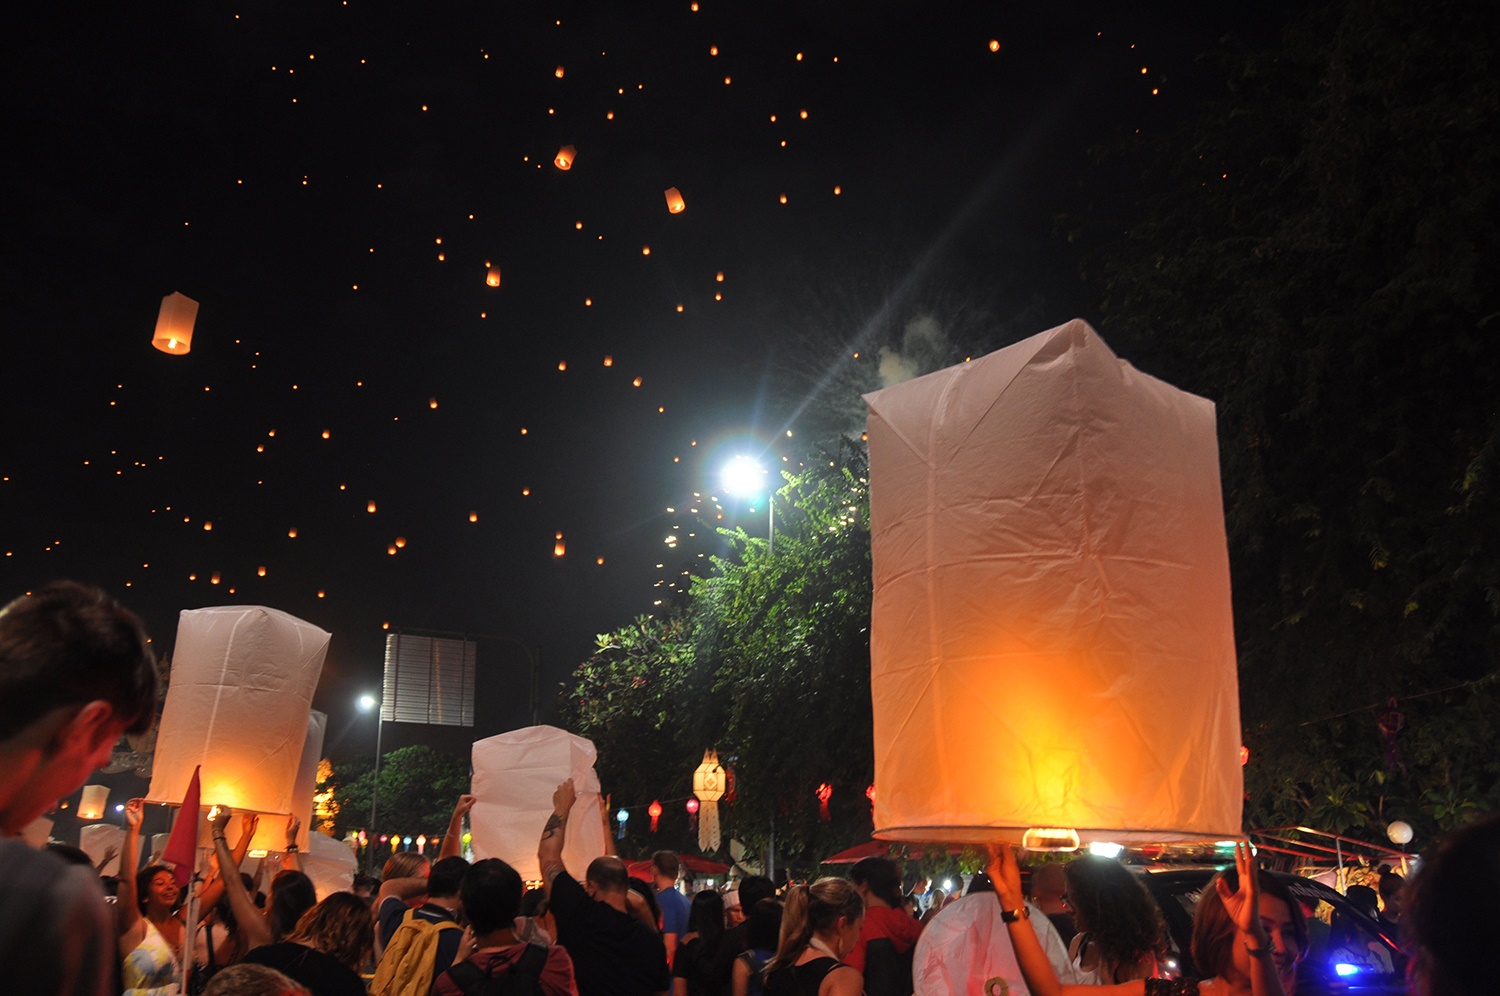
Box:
[764,878,865,996]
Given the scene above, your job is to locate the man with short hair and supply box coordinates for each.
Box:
[0,581,159,996]
[434,857,577,995]
[376,855,471,993]
[651,851,690,965]
[540,779,669,995]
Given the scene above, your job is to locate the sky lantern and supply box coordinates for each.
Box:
[152,291,199,355]
[864,319,1242,849]
[664,187,686,213]
[554,65,565,78]
[692,748,725,850]
[77,785,108,820]
[148,606,329,848]
[555,145,576,170]
[554,532,565,556]
[486,266,501,287]
[367,500,377,513]
[470,726,605,880]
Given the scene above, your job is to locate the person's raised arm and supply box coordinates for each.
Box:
[197,811,257,915]
[209,806,272,951]
[117,799,144,939]
[538,778,576,900]
[600,793,617,858]
[278,815,303,873]
[439,794,476,860]
[1218,842,1286,996]
[96,844,119,875]
[987,845,1144,996]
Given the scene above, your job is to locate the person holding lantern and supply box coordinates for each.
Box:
[985,842,1300,996]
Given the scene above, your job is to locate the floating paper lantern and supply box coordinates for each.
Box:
[864,319,1241,847]
[649,800,663,832]
[147,606,330,840]
[80,823,129,869]
[692,749,725,851]
[555,145,576,170]
[75,784,109,821]
[152,292,199,355]
[664,187,686,213]
[554,532,565,557]
[469,725,605,880]
[486,267,501,287]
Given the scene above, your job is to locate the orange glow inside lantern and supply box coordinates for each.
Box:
[664,187,686,213]
[554,532,565,557]
[555,145,576,170]
[692,749,725,850]
[486,267,501,287]
[152,291,199,355]
[77,784,108,820]
[1022,827,1081,852]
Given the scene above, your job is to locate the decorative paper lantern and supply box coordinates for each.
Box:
[692,749,725,851]
[1387,821,1414,845]
[147,606,330,846]
[685,796,700,832]
[416,834,427,853]
[816,783,833,821]
[289,710,327,850]
[649,799,663,832]
[152,291,199,355]
[664,187,686,214]
[469,725,605,881]
[616,809,628,840]
[864,319,1242,847]
[77,784,109,821]
[554,145,576,170]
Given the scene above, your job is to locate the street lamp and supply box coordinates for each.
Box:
[357,692,383,873]
[720,455,775,555]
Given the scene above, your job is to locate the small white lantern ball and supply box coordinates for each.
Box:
[1387,820,1414,845]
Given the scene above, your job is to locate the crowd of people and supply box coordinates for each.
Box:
[4,583,1498,996]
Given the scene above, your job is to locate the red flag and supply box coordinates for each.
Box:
[161,765,201,888]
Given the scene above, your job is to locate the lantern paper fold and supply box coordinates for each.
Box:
[470,725,605,881]
[290,711,327,850]
[148,606,330,839]
[863,319,1242,844]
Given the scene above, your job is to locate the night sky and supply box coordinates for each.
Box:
[3,1,1297,768]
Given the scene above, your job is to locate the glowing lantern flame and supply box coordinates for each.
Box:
[989,39,1001,52]
[78,785,108,821]
[486,267,501,287]
[664,187,686,213]
[555,145,576,170]
[366,501,377,513]
[152,292,199,355]
[554,532,565,557]
[554,65,565,78]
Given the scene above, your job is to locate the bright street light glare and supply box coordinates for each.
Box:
[720,455,765,497]
[358,693,377,711]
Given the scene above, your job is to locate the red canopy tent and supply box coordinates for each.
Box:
[627,855,732,881]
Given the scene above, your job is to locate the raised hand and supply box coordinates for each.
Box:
[124,798,144,830]
[209,804,233,830]
[285,814,301,846]
[553,778,577,815]
[241,812,259,841]
[452,794,477,819]
[985,843,1025,908]
[1215,841,1269,944]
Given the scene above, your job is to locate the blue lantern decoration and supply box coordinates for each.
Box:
[616,808,629,840]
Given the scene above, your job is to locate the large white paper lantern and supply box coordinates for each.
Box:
[152,291,198,355]
[80,824,132,870]
[290,711,328,850]
[77,784,109,820]
[864,319,1242,846]
[470,725,605,881]
[301,830,358,900]
[148,606,330,846]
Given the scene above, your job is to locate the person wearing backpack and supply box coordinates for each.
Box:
[434,858,578,996]
[371,856,471,996]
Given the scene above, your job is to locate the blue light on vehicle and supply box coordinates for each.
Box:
[1333,964,1360,977]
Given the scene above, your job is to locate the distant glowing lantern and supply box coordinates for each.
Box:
[649,799,663,832]
[603,355,613,367]
[816,783,833,821]
[555,145,576,170]
[486,267,501,287]
[77,785,109,821]
[416,834,427,853]
[554,532,565,557]
[615,808,628,840]
[469,512,478,523]
[685,796,700,831]
[1387,821,1414,845]
[152,292,199,355]
[554,66,564,78]
[367,501,377,513]
[664,187,686,213]
[257,566,266,577]
[395,537,406,548]
[989,39,1001,52]
[147,606,329,844]
[865,320,1242,848]
[692,749,726,850]
[715,271,724,282]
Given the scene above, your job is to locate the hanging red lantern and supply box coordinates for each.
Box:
[1239,745,1250,766]
[686,797,700,831]
[724,765,737,806]
[816,783,833,821]
[649,799,663,832]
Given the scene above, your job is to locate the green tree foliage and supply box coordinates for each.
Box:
[560,443,875,872]
[331,745,469,842]
[1075,0,1500,833]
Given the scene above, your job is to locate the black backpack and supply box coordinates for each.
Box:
[444,944,550,996]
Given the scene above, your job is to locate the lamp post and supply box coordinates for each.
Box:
[720,455,774,555]
[358,692,383,874]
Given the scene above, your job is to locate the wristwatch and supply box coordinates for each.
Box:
[1001,905,1030,923]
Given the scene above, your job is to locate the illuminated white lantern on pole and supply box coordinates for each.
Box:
[148,606,330,847]
[77,784,109,820]
[864,319,1242,848]
[152,291,198,355]
[692,749,725,851]
[290,710,328,850]
[470,725,605,881]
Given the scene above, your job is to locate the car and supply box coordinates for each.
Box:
[1135,866,1406,996]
